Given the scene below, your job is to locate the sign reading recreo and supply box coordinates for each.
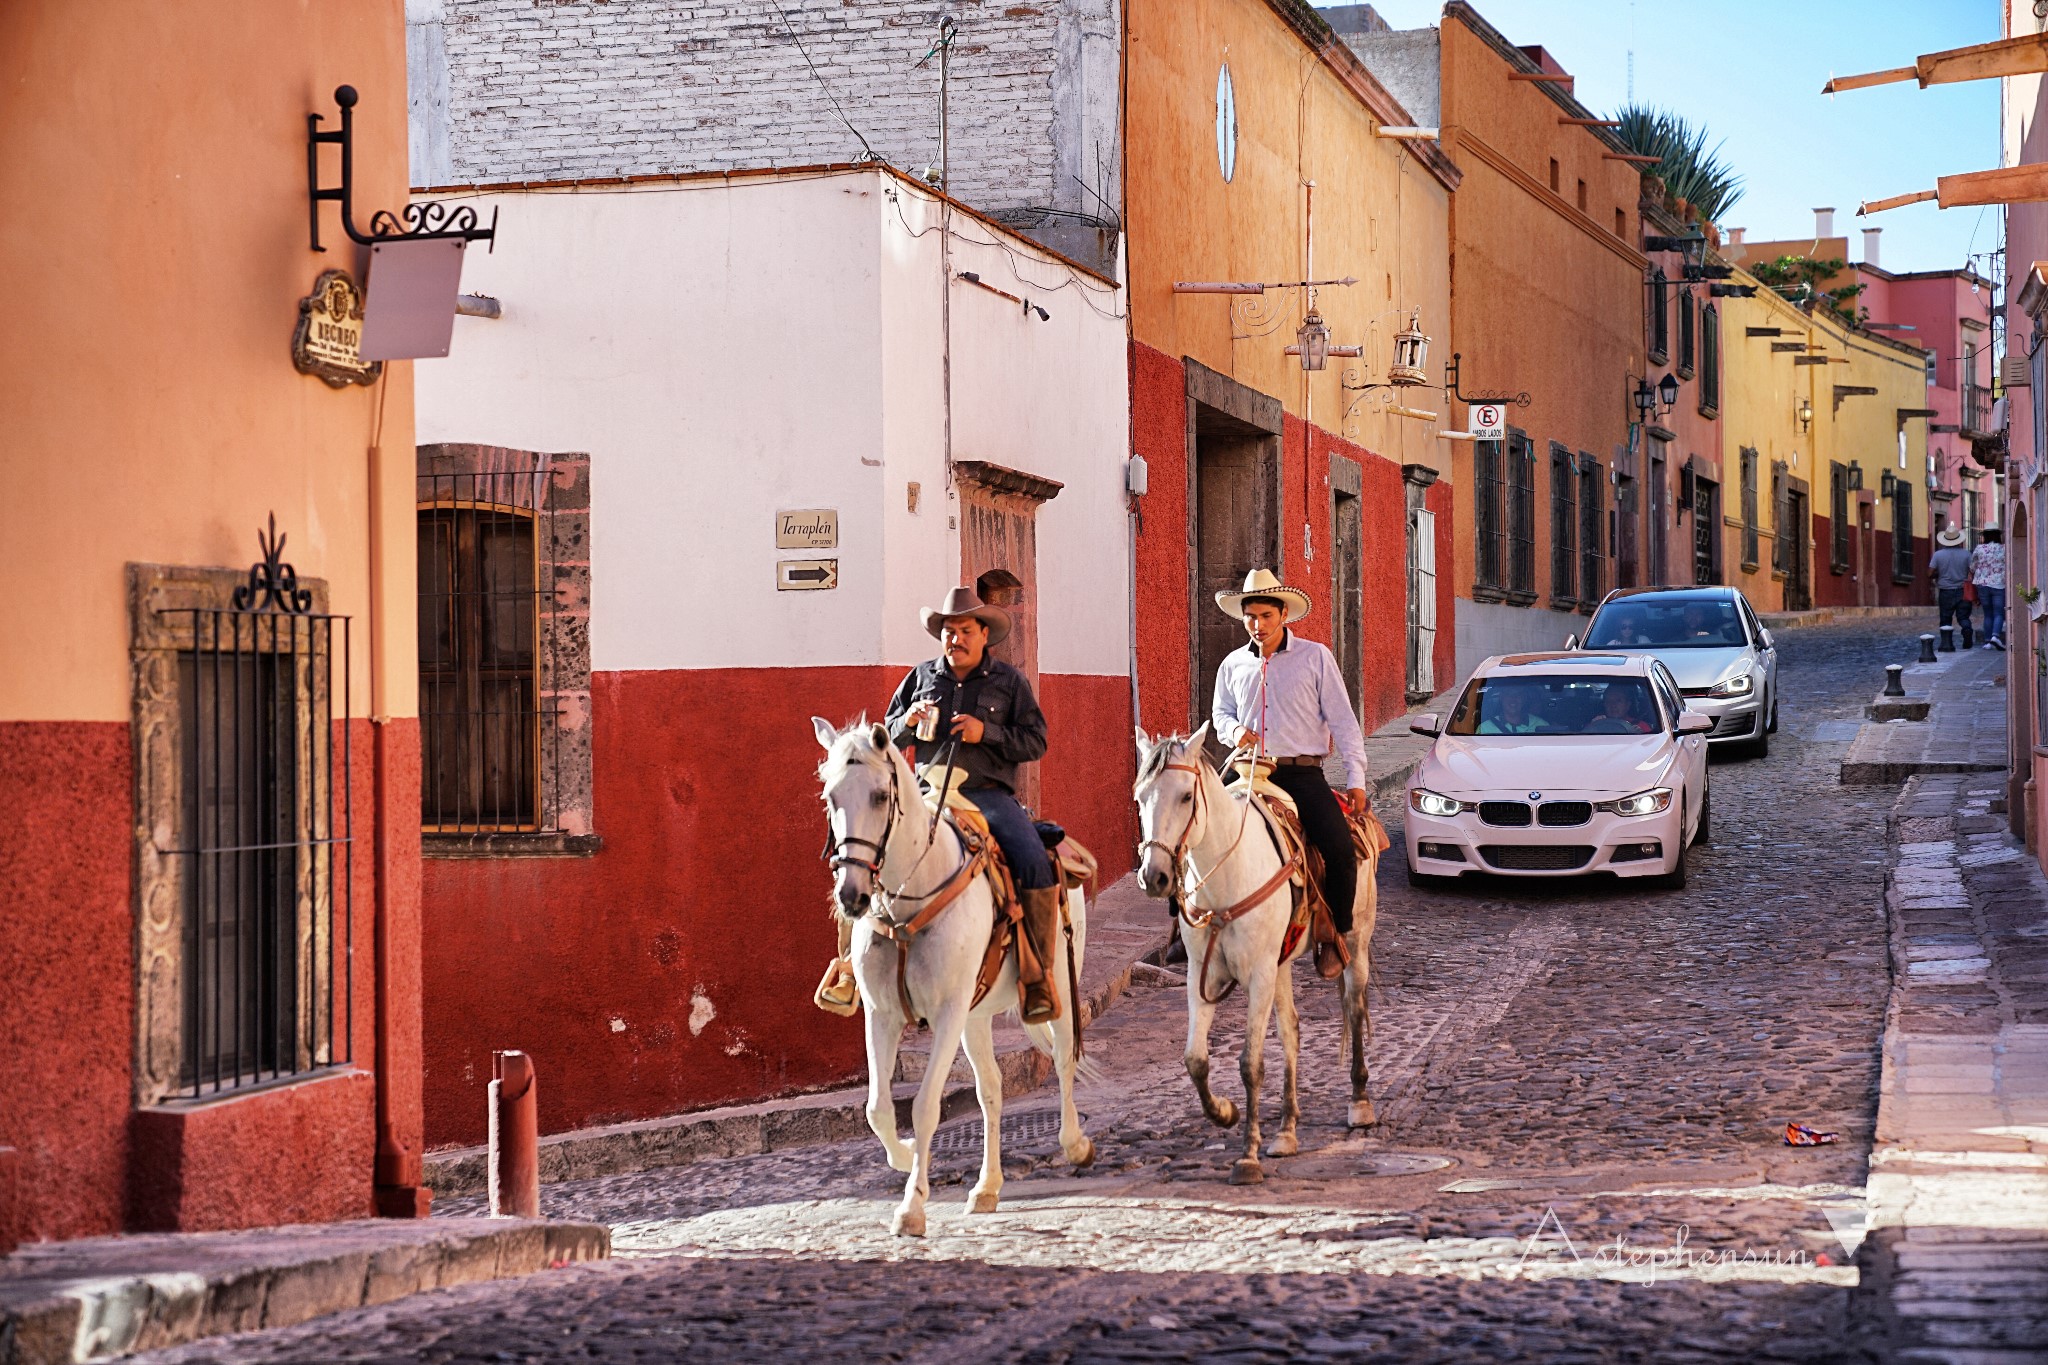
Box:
[1470,403,1506,441]
[776,508,839,549]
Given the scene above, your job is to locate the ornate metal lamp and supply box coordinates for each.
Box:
[1389,310,1430,386]
[1295,309,1332,371]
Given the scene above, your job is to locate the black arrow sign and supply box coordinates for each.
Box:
[788,567,831,582]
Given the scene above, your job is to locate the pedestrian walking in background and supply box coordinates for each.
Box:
[1972,526,2007,651]
[1931,526,1975,649]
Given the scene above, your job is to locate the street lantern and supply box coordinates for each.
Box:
[1633,372,1680,420]
[1296,309,1331,370]
[1796,396,1814,433]
[1657,372,1680,411]
[1389,310,1430,386]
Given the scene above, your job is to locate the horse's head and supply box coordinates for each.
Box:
[813,716,905,917]
[1132,721,1211,899]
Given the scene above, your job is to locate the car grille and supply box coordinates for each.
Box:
[1710,712,1756,737]
[1479,845,1595,871]
[1478,801,1532,826]
[1679,686,1713,698]
[1537,801,1592,827]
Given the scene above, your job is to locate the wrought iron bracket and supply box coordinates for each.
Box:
[234,514,314,614]
[308,85,497,253]
[1444,353,1529,409]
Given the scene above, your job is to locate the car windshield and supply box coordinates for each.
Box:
[1445,675,1664,737]
[1584,596,1747,649]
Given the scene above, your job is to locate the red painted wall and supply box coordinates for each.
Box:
[1128,340,1443,747]
[420,664,1133,1148]
[0,722,133,1243]
[1811,512,1927,609]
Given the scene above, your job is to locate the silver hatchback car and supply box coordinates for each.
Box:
[1566,586,1780,757]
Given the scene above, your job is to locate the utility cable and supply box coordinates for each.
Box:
[767,2,881,164]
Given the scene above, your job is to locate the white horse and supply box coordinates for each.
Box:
[1132,723,1378,1185]
[814,717,1094,1237]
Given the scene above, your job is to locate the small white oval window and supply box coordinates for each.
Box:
[1216,62,1238,183]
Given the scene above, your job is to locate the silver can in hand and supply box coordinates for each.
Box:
[915,704,940,743]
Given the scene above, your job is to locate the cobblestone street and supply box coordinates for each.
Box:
[138,617,1936,1364]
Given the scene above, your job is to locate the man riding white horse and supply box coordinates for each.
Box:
[1211,568,1370,975]
[815,585,1064,1024]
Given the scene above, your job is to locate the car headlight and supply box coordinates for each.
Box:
[1708,673,1754,698]
[1410,788,1464,817]
[1594,787,1674,817]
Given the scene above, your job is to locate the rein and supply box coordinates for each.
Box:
[1137,760,1255,912]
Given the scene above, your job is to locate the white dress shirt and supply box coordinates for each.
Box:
[1211,631,1370,789]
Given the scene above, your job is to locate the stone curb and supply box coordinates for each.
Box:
[1761,605,1932,631]
[0,1217,607,1365]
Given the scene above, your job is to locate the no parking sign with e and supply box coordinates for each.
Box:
[1471,403,1505,441]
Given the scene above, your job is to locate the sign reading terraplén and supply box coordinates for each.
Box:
[776,509,839,549]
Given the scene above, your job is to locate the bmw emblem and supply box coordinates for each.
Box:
[1528,792,1542,800]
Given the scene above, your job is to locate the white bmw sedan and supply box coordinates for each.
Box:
[1404,652,1712,889]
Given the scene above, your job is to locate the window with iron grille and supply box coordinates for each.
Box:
[1699,305,1720,415]
[1474,438,1504,593]
[1549,443,1577,607]
[1647,269,1669,364]
[1830,462,1850,572]
[417,447,598,851]
[1740,447,1760,570]
[1892,484,1914,582]
[1771,460,1790,574]
[1579,455,1604,604]
[1507,432,1536,599]
[1615,471,1639,588]
[1647,440,1669,585]
[128,544,353,1105]
[1676,288,1696,380]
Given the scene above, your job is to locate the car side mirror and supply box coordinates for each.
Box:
[1760,628,1775,650]
[1677,710,1714,734]
[1564,633,1580,650]
[1409,713,1442,737]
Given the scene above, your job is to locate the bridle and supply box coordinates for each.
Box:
[1136,757,1253,923]
[824,749,964,913]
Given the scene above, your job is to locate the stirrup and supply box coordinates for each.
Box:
[1314,939,1349,980]
[814,958,859,1016]
[1020,981,1062,1025]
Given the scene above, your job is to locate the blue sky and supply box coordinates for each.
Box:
[1321,1,2002,276]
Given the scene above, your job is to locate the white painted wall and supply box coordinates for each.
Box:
[414,168,1131,678]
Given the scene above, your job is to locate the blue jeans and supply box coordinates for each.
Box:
[1979,586,2007,645]
[1937,588,1974,643]
[965,787,1057,890]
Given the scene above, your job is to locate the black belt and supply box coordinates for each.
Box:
[1270,755,1327,767]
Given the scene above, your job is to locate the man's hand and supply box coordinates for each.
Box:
[1348,787,1370,813]
[950,713,986,744]
[1233,727,1260,751]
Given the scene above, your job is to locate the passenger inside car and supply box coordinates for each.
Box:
[1584,681,1656,734]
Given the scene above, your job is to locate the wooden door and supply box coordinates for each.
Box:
[1786,489,1811,610]
[1193,428,1278,729]
[955,462,1060,810]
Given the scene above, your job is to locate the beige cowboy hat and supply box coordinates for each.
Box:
[1215,567,1313,622]
[1937,526,1966,548]
[920,585,1011,644]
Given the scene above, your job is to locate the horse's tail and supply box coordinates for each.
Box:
[1025,1019,1103,1084]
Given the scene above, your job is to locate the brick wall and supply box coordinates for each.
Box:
[411,0,1120,236]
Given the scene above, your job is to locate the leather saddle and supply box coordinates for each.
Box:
[1220,765,1389,979]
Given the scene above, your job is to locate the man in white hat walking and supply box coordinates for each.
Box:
[1210,569,1371,945]
[814,586,1064,1024]
[1930,525,1974,649]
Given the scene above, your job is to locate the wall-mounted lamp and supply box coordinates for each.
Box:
[1633,373,1680,420]
[1880,469,1898,498]
[1848,462,1865,491]
[1796,396,1814,434]
[1296,309,1331,371]
[1390,310,1431,385]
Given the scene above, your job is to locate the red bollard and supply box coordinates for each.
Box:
[488,1050,540,1219]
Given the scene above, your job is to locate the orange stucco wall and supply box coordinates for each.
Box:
[1439,13,1645,606]
[1124,0,1452,475]
[0,0,418,724]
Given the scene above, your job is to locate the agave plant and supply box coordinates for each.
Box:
[1612,104,1745,226]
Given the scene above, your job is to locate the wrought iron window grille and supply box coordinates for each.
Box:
[163,518,352,1098]
[307,85,498,254]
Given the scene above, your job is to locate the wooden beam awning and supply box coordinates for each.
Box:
[1823,31,2048,93]
[1862,162,2048,216]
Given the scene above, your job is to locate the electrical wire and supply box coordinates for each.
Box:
[766,2,881,165]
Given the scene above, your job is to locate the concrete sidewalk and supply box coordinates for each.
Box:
[1842,644,2008,786]
[0,1217,607,1365]
[1860,772,2048,1360]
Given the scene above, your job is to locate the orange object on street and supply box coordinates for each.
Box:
[490,1051,541,1218]
[1785,1122,1839,1146]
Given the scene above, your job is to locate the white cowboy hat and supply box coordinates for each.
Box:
[920,585,1012,644]
[1215,568,1313,622]
[1937,526,1966,547]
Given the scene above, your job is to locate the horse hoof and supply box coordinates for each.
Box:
[1229,1158,1264,1185]
[1208,1098,1240,1129]
[1348,1100,1378,1129]
[1265,1132,1299,1158]
[970,1189,1001,1214]
[1065,1135,1097,1169]
[892,1206,928,1238]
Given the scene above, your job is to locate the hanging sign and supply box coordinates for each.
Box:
[777,559,839,591]
[776,509,839,549]
[1470,403,1505,441]
[292,270,382,388]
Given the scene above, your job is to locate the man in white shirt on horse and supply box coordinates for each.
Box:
[1210,569,1371,941]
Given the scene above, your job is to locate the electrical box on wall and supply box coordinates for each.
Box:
[1126,455,1149,496]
